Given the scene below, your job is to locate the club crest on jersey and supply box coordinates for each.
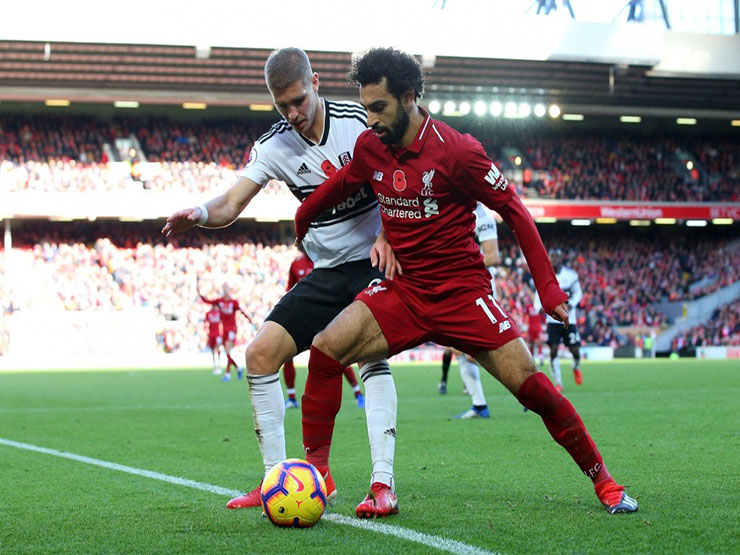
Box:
[245,148,257,168]
[392,169,407,192]
[338,151,352,167]
[421,168,435,197]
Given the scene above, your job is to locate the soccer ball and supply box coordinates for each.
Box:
[261,458,328,528]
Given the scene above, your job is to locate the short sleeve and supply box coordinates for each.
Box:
[475,203,498,242]
[239,141,275,186]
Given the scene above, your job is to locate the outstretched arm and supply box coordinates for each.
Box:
[294,164,365,243]
[162,176,262,237]
[496,195,568,325]
[239,305,253,324]
[456,134,568,323]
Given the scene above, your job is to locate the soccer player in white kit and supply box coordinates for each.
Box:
[534,248,584,390]
[162,47,399,517]
[450,202,501,419]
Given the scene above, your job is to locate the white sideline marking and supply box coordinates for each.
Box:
[0,438,497,555]
[0,404,244,414]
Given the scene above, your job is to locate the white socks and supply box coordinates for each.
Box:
[360,360,396,490]
[247,372,286,475]
[550,357,563,387]
[456,354,487,407]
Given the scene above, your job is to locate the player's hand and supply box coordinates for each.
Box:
[162,207,202,237]
[370,236,403,280]
[551,302,569,329]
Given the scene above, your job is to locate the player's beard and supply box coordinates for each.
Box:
[374,102,410,145]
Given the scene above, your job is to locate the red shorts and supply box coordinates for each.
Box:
[356,275,521,357]
[207,335,223,350]
[527,329,541,342]
[222,326,236,343]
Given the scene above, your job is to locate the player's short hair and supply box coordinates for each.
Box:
[349,47,424,101]
[264,47,313,93]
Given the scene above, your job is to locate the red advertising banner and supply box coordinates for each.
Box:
[521,201,740,221]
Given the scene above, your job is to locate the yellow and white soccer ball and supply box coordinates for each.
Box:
[261,458,328,528]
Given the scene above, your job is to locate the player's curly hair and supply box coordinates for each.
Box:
[349,47,424,101]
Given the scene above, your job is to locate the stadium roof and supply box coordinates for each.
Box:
[2,40,739,117]
[2,1,739,117]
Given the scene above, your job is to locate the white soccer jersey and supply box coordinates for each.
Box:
[241,99,380,268]
[474,202,498,292]
[535,265,582,324]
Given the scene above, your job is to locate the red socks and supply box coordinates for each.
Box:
[517,372,612,485]
[226,353,237,372]
[342,366,359,388]
[283,360,296,390]
[302,345,345,473]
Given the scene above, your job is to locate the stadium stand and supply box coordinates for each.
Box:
[2,114,739,201]
[3,220,737,355]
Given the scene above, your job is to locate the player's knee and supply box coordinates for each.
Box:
[245,339,281,374]
[311,330,332,357]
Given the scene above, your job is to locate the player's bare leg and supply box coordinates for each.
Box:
[227,322,298,510]
[303,301,398,517]
[223,338,240,381]
[476,339,637,514]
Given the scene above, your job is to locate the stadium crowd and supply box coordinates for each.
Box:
[672,298,740,349]
[2,222,737,355]
[2,114,739,202]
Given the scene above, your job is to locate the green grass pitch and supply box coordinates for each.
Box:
[1,359,738,554]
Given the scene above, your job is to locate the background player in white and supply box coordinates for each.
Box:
[534,248,584,390]
[446,202,501,419]
[162,47,399,517]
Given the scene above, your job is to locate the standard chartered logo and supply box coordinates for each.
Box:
[423,198,439,218]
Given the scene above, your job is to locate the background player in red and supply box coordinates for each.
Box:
[295,47,637,516]
[204,305,224,375]
[524,289,546,370]
[198,281,252,382]
[283,245,365,409]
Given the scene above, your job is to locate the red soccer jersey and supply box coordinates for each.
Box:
[525,303,544,332]
[201,296,243,329]
[296,109,566,314]
[287,253,314,290]
[206,307,222,337]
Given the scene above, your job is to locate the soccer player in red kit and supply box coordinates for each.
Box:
[525,293,546,370]
[295,47,637,515]
[283,245,365,409]
[205,306,224,375]
[199,282,252,382]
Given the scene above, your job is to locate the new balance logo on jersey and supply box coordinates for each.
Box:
[373,170,384,182]
[498,320,511,334]
[297,162,312,175]
[423,198,439,218]
[421,168,435,197]
[484,162,508,191]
